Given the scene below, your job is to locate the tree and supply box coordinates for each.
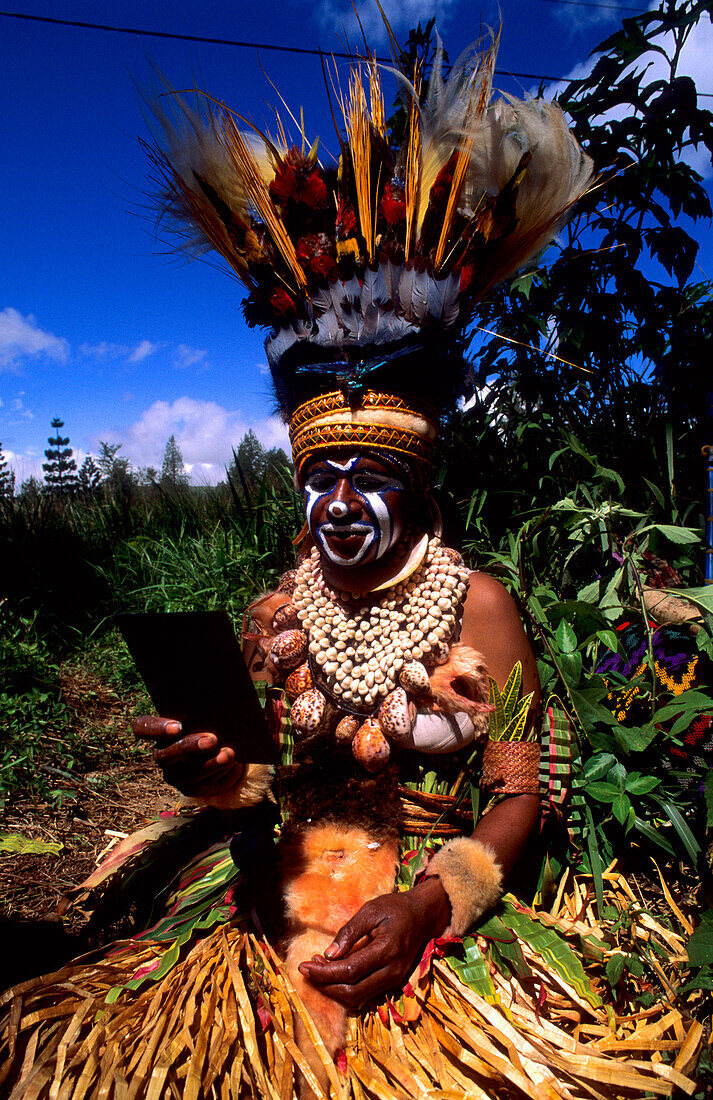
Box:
[42,418,78,496]
[227,430,291,497]
[0,443,15,500]
[160,435,189,487]
[437,0,713,530]
[96,441,136,495]
[78,455,101,496]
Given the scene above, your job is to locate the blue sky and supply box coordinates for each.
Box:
[1,0,711,484]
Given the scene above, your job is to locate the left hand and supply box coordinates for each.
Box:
[298,876,450,1009]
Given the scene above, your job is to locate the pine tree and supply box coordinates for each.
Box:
[96,441,135,494]
[42,418,78,496]
[0,442,15,499]
[160,435,189,487]
[78,455,102,496]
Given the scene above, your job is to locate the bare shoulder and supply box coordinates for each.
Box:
[460,572,540,702]
[463,572,523,627]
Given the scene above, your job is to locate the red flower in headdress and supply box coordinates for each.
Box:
[270,148,329,211]
[269,288,298,319]
[380,182,406,226]
[296,233,338,282]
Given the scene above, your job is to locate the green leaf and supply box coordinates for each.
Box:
[586,782,620,803]
[446,936,501,1004]
[658,800,702,865]
[606,953,626,986]
[633,816,675,856]
[501,662,523,724]
[0,831,63,856]
[555,619,578,655]
[687,911,713,968]
[499,903,602,1009]
[704,772,713,829]
[583,753,617,781]
[625,774,660,795]
[642,524,700,545]
[584,803,604,912]
[612,793,632,825]
[612,723,658,753]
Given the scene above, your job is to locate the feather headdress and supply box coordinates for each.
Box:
[146,30,592,434]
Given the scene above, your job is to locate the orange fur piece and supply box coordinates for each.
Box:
[279,823,399,1094]
[428,642,492,722]
[425,837,503,936]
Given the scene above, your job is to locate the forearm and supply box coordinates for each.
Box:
[471,793,541,879]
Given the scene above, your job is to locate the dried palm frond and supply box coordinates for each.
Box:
[0,868,701,1100]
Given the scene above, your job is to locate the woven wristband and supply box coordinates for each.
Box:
[481,739,541,796]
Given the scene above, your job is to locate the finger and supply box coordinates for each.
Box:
[153,733,221,764]
[133,715,183,740]
[305,966,396,1010]
[323,907,377,960]
[299,938,385,986]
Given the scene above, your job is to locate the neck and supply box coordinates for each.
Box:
[320,531,431,596]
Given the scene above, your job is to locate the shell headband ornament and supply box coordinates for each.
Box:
[146,30,593,472]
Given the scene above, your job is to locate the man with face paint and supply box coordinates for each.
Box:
[137,422,542,1016]
[6,33,698,1100]
[304,453,410,574]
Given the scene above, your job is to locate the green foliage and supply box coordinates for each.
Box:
[461,419,712,876]
[0,607,72,802]
[0,442,15,500]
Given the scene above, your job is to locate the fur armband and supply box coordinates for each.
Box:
[425,837,503,936]
[185,762,274,812]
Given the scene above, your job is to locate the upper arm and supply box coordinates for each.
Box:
[459,572,541,727]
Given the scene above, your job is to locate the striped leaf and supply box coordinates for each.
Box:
[499,903,603,1009]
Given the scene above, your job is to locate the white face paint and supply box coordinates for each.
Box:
[303,454,406,568]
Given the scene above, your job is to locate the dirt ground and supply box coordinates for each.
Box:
[0,661,177,989]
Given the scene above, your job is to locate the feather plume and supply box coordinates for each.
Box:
[398,261,415,321]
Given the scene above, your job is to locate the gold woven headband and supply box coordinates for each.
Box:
[289,390,438,478]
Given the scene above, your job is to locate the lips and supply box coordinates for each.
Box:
[319,523,375,562]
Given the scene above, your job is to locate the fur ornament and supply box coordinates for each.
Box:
[186,762,274,812]
[425,836,503,936]
[428,642,492,735]
[279,822,399,1096]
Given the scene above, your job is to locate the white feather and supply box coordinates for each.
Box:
[398,262,416,322]
[412,267,430,323]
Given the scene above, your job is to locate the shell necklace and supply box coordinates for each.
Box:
[267,536,470,771]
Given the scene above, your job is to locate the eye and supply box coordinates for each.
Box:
[353,473,393,492]
[305,472,337,493]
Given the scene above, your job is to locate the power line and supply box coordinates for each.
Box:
[0,8,578,83]
[538,0,643,11]
[2,8,712,95]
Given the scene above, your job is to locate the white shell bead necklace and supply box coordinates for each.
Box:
[291,536,470,714]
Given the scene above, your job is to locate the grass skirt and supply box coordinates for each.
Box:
[0,865,702,1099]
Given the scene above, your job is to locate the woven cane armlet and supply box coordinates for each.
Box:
[481,739,541,795]
[398,785,474,838]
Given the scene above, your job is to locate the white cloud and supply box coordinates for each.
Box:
[316,0,459,47]
[100,397,290,484]
[128,339,160,363]
[79,341,129,360]
[11,396,33,421]
[0,308,69,371]
[174,344,208,369]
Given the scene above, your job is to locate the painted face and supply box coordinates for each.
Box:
[303,453,408,569]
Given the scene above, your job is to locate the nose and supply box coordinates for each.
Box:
[327,499,349,519]
[327,477,362,521]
